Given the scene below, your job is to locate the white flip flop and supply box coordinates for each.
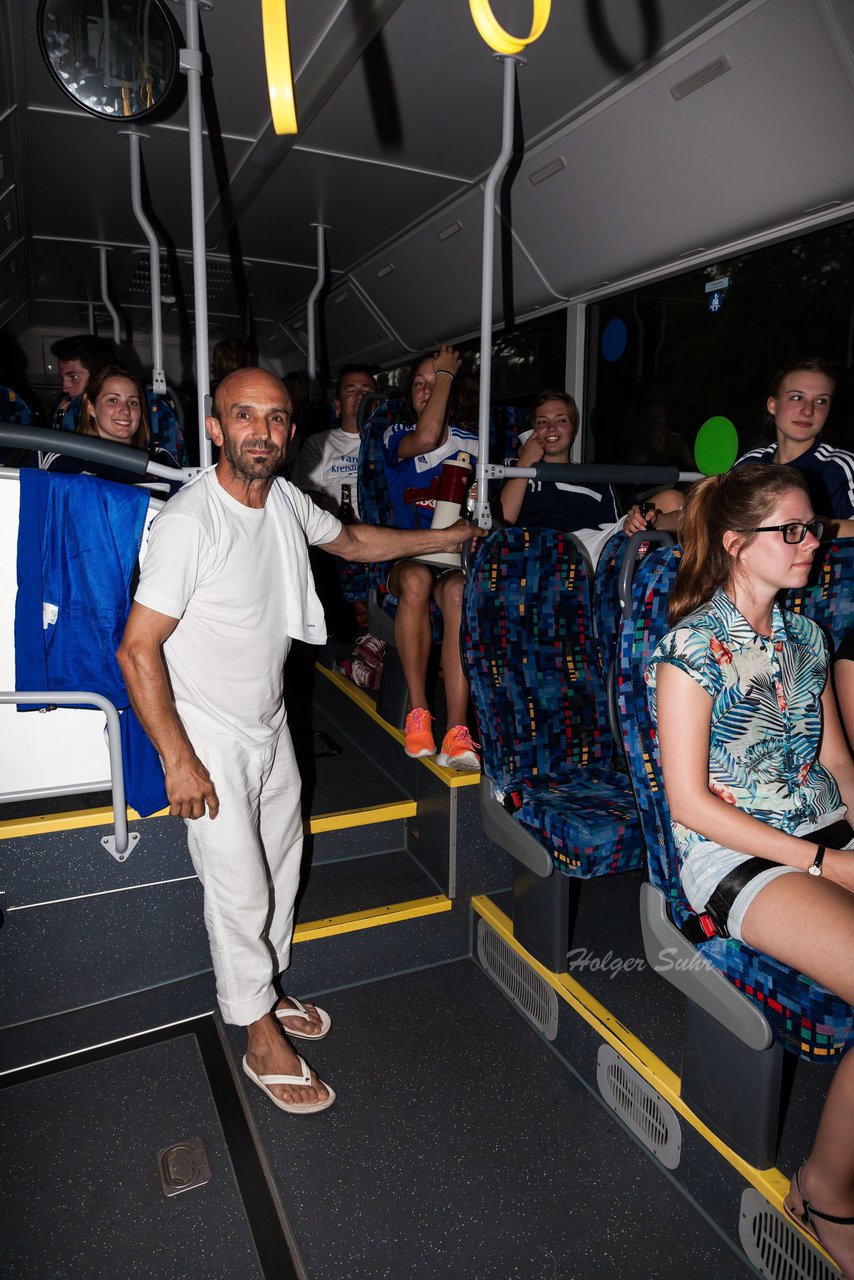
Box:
[242,1054,335,1114]
[274,996,332,1040]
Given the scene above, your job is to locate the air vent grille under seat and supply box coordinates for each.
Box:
[596,1045,681,1169]
[740,1188,843,1280]
[477,918,558,1040]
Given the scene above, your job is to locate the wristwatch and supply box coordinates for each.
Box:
[808,845,826,877]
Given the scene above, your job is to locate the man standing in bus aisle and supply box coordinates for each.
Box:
[382,343,481,769]
[48,334,118,432]
[117,366,481,1115]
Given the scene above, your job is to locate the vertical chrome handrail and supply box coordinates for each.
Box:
[124,129,167,394]
[306,222,328,382]
[474,54,520,531]
[98,245,122,346]
[179,0,213,466]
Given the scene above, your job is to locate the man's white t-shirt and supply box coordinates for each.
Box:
[291,426,360,518]
[135,468,341,746]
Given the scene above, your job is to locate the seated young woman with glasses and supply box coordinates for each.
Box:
[645,465,854,1279]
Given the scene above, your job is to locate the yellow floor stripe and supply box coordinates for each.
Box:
[317,664,479,788]
[472,895,792,1211]
[294,893,451,942]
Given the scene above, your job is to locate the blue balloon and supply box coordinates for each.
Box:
[602,318,627,363]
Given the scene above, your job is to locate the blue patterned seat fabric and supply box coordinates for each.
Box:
[463,526,643,879]
[592,528,628,681]
[146,389,186,467]
[784,537,854,654]
[0,385,37,425]
[617,544,854,1060]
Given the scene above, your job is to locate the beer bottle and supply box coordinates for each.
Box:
[338,484,357,524]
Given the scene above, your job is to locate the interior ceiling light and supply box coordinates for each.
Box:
[469,0,551,55]
[262,0,297,134]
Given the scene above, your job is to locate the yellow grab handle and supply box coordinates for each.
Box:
[262,0,298,134]
[468,0,551,54]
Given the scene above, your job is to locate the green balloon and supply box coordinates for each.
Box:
[694,415,738,475]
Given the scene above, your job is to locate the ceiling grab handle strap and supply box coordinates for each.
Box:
[262,0,298,134]
[469,0,551,55]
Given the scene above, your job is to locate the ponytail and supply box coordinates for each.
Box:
[668,465,809,624]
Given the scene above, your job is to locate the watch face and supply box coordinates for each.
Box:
[38,0,179,122]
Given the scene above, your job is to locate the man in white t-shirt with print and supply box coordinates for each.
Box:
[291,364,376,516]
[117,368,480,1115]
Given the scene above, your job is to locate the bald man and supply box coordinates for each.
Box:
[118,368,480,1114]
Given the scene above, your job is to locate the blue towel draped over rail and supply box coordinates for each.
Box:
[14,469,168,817]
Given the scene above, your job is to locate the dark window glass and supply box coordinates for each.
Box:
[584,218,854,503]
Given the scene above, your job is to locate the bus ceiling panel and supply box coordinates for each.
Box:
[115,249,315,326]
[317,281,400,368]
[350,186,556,355]
[507,0,854,300]
[232,146,464,275]
[827,0,854,61]
[203,0,408,247]
[295,0,743,181]
[29,238,116,308]
[284,312,404,372]
[23,111,247,252]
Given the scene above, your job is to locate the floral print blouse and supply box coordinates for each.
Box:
[645,589,842,893]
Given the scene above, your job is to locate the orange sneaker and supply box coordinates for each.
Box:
[437,725,480,771]
[404,707,436,758]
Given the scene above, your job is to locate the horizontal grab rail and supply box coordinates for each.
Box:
[0,690,133,859]
[483,462,702,485]
[0,422,186,483]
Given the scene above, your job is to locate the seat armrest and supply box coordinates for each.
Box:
[479,776,553,878]
[639,882,772,1052]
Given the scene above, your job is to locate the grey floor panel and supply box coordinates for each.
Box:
[0,878,209,1027]
[230,960,758,1280]
[297,849,440,922]
[0,972,218,1075]
[0,1033,264,1280]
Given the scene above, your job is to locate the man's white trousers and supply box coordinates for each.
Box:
[184,729,303,1025]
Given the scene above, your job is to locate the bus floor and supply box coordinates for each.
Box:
[0,958,760,1280]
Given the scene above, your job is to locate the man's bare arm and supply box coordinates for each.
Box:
[319,516,483,564]
[117,602,219,820]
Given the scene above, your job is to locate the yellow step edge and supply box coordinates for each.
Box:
[0,805,167,840]
[306,799,416,834]
[294,893,451,942]
[472,894,792,1212]
[317,664,479,788]
[0,797,418,842]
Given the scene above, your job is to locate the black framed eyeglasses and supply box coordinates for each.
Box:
[739,519,824,544]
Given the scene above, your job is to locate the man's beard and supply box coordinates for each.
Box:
[222,434,286,481]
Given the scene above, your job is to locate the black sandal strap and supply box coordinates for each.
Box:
[804,1200,854,1227]
[796,1165,854,1228]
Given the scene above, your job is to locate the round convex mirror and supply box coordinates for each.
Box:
[38,0,180,121]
